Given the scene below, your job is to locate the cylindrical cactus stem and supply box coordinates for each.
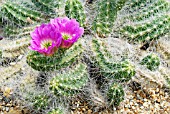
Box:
[49,63,88,97]
[140,53,160,71]
[91,38,135,81]
[107,82,125,106]
[65,0,86,27]
[116,0,170,42]
[0,37,30,59]
[32,94,49,110]
[4,25,36,38]
[111,60,136,81]
[27,40,84,71]
[31,0,59,15]
[92,0,117,37]
[1,1,45,26]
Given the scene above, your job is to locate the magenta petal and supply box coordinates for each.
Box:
[29,23,62,56]
[50,17,84,49]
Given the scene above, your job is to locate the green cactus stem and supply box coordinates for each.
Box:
[3,25,36,38]
[31,0,59,15]
[91,38,135,81]
[0,37,30,59]
[140,54,160,71]
[107,82,124,106]
[65,0,86,27]
[1,1,45,26]
[91,0,126,37]
[117,0,170,42]
[27,40,84,71]
[92,0,117,37]
[49,63,88,97]
[30,94,49,110]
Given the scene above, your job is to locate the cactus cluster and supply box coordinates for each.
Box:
[27,40,84,71]
[65,0,86,27]
[49,63,88,97]
[0,0,170,113]
[116,0,170,42]
[140,54,160,71]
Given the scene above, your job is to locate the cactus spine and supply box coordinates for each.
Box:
[49,63,88,97]
[65,0,86,27]
[107,83,124,106]
[140,54,160,71]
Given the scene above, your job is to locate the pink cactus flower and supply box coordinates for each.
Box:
[50,17,84,48]
[29,23,62,56]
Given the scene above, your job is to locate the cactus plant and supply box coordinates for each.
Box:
[116,0,170,42]
[140,54,160,71]
[107,82,124,106]
[49,63,88,97]
[27,40,84,71]
[1,0,170,113]
[65,0,86,27]
[91,38,135,81]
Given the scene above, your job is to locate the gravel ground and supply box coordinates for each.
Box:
[0,83,169,114]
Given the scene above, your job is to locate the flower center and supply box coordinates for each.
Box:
[41,39,52,49]
[62,33,71,40]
